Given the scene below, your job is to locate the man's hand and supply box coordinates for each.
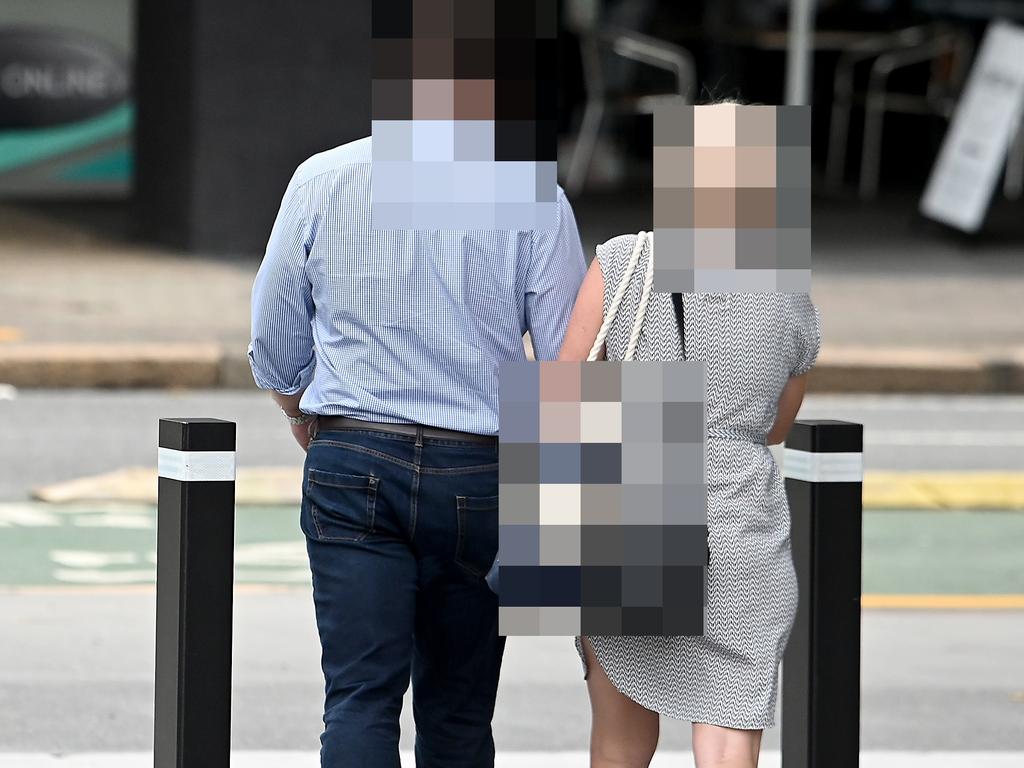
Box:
[269,389,313,452]
[290,419,316,452]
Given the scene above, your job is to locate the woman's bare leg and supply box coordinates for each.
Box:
[691,722,763,768]
[579,636,659,768]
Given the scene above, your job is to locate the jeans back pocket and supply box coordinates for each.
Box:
[304,468,379,543]
[455,494,499,577]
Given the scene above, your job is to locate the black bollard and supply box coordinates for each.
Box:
[154,418,236,768]
[781,419,864,768]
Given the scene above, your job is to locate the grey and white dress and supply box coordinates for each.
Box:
[574,232,822,729]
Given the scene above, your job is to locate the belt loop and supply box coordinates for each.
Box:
[415,425,424,447]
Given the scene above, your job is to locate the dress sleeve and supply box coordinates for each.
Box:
[594,233,635,319]
[790,293,822,377]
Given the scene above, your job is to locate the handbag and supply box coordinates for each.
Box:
[486,232,652,597]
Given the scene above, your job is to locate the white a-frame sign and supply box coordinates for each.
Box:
[921,20,1024,233]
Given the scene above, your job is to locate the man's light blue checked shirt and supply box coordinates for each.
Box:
[248,137,587,435]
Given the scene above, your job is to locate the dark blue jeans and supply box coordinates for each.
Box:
[300,423,505,768]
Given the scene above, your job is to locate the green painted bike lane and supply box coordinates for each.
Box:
[1,503,1023,593]
[0,503,309,586]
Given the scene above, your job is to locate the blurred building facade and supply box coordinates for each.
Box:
[0,0,1021,252]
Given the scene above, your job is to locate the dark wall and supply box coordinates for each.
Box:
[135,1,370,254]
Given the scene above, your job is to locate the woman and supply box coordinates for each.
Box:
[558,228,822,768]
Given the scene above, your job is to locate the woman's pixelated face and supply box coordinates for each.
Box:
[652,103,812,293]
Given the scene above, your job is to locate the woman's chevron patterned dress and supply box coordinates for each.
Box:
[574,232,823,729]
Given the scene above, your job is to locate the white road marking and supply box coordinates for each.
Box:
[30,502,155,517]
[52,568,156,584]
[867,430,1024,446]
[0,502,158,529]
[0,507,61,527]
[234,541,307,567]
[1,752,1022,767]
[806,394,1024,412]
[71,513,154,529]
[234,568,311,583]
[46,549,308,585]
[49,551,139,568]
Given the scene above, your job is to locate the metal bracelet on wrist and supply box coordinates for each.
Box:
[283,409,315,426]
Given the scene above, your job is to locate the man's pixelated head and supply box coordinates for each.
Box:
[653,102,812,293]
[371,0,558,230]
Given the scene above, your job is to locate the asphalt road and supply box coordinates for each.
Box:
[1,390,1023,754]
[2,591,1023,753]
[2,390,1024,502]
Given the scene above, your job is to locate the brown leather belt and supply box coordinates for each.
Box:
[313,415,498,445]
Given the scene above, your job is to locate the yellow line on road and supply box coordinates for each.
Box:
[24,469,1024,509]
[2,586,1024,610]
[863,472,1024,510]
[862,593,1024,609]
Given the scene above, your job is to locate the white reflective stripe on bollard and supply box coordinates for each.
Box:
[783,448,863,483]
[157,448,236,482]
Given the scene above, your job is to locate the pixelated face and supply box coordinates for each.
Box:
[497,360,709,637]
[370,0,558,230]
[653,103,812,293]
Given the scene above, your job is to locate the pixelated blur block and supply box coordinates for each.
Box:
[498,360,709,637]
[653,103,812,294]
[370,0,558,231]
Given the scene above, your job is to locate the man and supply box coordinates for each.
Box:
[248,135,586,767]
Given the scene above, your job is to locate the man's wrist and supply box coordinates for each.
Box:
[282,408,315,425]
[270,388,306,417]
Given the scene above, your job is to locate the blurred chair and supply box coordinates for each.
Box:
[826,22,974,199]
[563,0,696,197]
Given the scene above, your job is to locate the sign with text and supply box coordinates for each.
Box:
[921,21,1024,232]
[0,0,133,197]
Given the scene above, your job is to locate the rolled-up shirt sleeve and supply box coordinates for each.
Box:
[247,170,316,395]
[525,186,588,360]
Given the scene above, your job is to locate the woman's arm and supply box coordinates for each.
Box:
[558,258,606,361]
[766,372,808,445]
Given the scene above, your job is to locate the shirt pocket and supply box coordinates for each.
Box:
[303,468,379,542]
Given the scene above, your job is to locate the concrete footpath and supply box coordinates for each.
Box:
[1,193,1022,392]
[2,752,1022,767]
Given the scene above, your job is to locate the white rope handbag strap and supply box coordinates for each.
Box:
[587,231,649,362]
[624,236,655,360]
